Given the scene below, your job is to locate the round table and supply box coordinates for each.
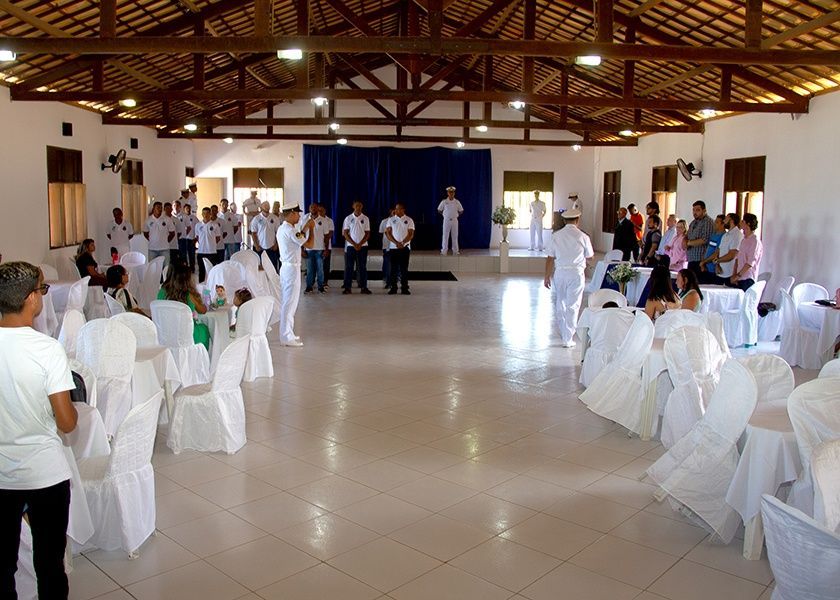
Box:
[799,302,840,365]
[699,285,744,314]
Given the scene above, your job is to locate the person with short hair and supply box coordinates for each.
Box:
[241,190,261,248]
[276,201,316,346]
[528,191,547,252]
[229,202,243,255]
[699,214,726,284]
[342,201,372,295]
[164,202,182,266]
[0,261,78,599]
[195,207,221,283]
[106,207,134,259]
[644,265,681,322]
[438,186,464,255]
[708,212,743,285]
[612,207,637,262]
[686,200,714,277]
[209,205,226,264]
[732,212,763,290]
[627,203,644,261]
[249,201,280,271]
[186,183,198,212]
[385,203,415,295]
[319,205,335,288]
[143,201,177,268]
[74,239,108,287]
[179,203,198,272]
[301,203,327,294]
[106,265,147,316]
[220,199,238,260]
[656,214,677,259]
[379,209,394,288]
[641,215,663,266]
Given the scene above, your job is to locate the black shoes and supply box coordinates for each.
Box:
[343,288,351,294]
[360,288,372,295]
[387,288,398,295]
[401,289,411,295]
[304,287,313,294]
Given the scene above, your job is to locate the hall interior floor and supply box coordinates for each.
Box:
[71,273,794,600]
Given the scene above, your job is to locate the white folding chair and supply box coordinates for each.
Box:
[111,312,159,348]
[104,291,126,316]
[150,300,210,387]
[660,326,727,448]
[64,360,109,460]
[761,494,840,600]
[77,391,163,557]
[206,261,249,302]
[812,439,840,533]
[758,275,794,342]
[120,251,147,267]
[587,288,628,308]
[235,296,274,381]
[604,249,623,262]
[648,359,757,543]
[85,286,110,321]
[779,290,822,369]
[579,308,635,388]
[704,312,730,356]
[202,257,215,282]
[737,354,794,404]
[231,248,261,274]
[57,309,86,358]
[580,312,654,433]
[68,358,98,408]
[38,263,59,281]
[128,235,149,261]
[653,309,707,339]
[722,280,766,348]
[139,256,164,310]
[60,276,90,324]
[757,271,771,284]
[168,337,249,454]
[792,282,829,306]
[819,358,840,379]
[787,377,840,517]
[76,319,137,437]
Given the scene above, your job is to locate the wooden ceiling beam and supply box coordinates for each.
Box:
[628,0,668,18]
[762,9,840,48]
[596,0,614,43]
[100,0,116,38]
[745,0,763,48]
[332,72,396,119]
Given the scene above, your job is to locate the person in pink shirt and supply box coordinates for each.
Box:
[665,219,688,271]
[732,212,763,291]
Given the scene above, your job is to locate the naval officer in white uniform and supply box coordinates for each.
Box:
[543,208,593,348]
[529,190,547,251]
[437,186,464,255]
[276,200,316,346]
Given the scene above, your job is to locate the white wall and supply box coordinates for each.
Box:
[0,86,193,267]
[592,90,840,293]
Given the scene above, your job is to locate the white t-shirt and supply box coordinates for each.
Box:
[0,327,74,490]
[342,212,371,247]
[379,217,391,249]
[107,220,134,248]
[547,224,594,272]
[229,213,243,243]
[186,192,198,212]
[277,221,308,266]
[168,213,182,249]
[242,196,261,217]
[301,214,327,251]
[211,218,225,250]
[180,213,198,240]
[219,211,236,244]
[249,213,280,249]
[718,227,744,278]
[195,221,220,254]
[530,200,547,221]
[143,215,176,251]
[386,215,415,250]
[437,198,464,220]
[323,216,335,249]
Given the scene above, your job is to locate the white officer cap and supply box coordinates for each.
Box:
[281,199,302,212]
[563,208,582,219]
[446,186,456,191]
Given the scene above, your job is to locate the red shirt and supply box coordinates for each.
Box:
[630,212,644,241]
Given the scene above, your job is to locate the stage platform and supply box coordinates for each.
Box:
[329,248,549,275]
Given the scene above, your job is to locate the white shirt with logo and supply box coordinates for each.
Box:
[143,215,176,251]
[301,214,327,251]
[343,212,371,248]
[180,213,198,240]
[386,215,416,250]
[249,213,280,249]
[195,221,220,254]
[437,198,464,220]
[107,220,134,248]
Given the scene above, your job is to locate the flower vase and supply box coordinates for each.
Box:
[501,225,509,244]
[618,281,627,297]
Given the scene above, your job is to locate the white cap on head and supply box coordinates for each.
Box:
[563,208,582,219]
[446,186,456,191]
[281,199,302,212]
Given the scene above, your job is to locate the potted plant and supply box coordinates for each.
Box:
[491,206,516,243]
[606,261,638,296]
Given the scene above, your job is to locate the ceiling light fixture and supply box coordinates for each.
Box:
[571,144,582,151]
[184,123,198,132]
[277,48,303,60]
[574,55,602,67]
[618,129,634,137]
[508,100,525,110]
[0,50,16,62]
[336,138,348,145]
[222,137,234,144]
[456,140,465,148]
[700,108,716,119]
[311,97,328,107]
[475,124,488,133]
[119,98,137,108]
[329,122,340,131]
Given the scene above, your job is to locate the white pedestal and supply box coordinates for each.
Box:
[499,241,510,273]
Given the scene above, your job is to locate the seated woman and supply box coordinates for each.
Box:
[664,220,688,271]
[676,268,704,313]
[156,260,210,349]
[230,287,253,333]
[106,265,148,317]
[74,239,108,287]
[644,265,681,322]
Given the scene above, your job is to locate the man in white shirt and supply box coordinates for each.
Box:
[178,188,191,212]
[219,198,239,260]
[378,209,394,288]
[210,205,226,264]
[437,186,464,255]
[179,203,198,272]
[0,262,77,597]
[656,214,677,259]
[229,202,243,255]
[342,201,372,295]
[276,201,316,346]
[195,207,221,283]
[711,212,743,283]
[143,201,176,268]
[241,190,261,248]
[164,202,182,265]
[186,183,198,212]
[543,209,594,347]
[529,191,547,251]
[249,201,280,271]
[106,207,134,258]
[385,203,415,295]
[319,206,335,289]
[300,203,328,293]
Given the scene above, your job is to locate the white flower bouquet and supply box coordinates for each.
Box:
[607,262,638,287]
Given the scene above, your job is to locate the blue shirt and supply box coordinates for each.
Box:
[704,232,724,273]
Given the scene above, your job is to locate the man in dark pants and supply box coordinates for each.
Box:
[385,203,415,295]
[612,207,637,261]
[0,262,78,599]
[342,201,372,294]
[686,200,715,279]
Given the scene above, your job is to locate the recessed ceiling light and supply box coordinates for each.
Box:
[508,100,525,110]
[329,122,340,131]
[336,138,348,145]
[311,97,328,107]
[571,144,582,151]
[119,98,137,108]
[456,140,465,148]
[618,129,634,137]
[184,123,198,132]
[700,108,716,119]
[574,55,601,67]
[222,137,234,144]
[0,50,17,62]
[277,48,303,60]
[475,124,488,133]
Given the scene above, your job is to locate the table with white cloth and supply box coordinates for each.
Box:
[587,260,615,293]
[725,400,800,560]
[576,306,638,360]
[33,292,59,337]
[132,345,182,419]
[601,266,676,307]
[799,302,840,366]
[197,308,233,372]
[699,285,744,315]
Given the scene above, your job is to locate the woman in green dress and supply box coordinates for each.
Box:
[156,260,211,349]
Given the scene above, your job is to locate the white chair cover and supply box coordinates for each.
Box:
[63,276,90,317]
[168,337,249,454]
[77,391,163,555]
[653,309,707,339]
[704,312,730,356]
[812,440,840,533]
[779,290,822,369]
[139,256,164,310]
[57,309,86,358]
[206,261,249,301]
[64,257,82,281]
[38,263,59,281]
[722,280,766,348]
[757,271,771,283]
[737,354,794,404]
[111,312,159,348]
[128,235,148,260]
[231,248,261,274]
[818,358,840,379]
[236,296,274,382]
[202,257,215,281]
[69,358,98,408]
[604,249,623,262]
[150,300,210,387]
[76,319,137,437]
[758,275,794,342]
[580,312,654,433]
[792,282,829,306]
[579,309,635,388]
[787,377,840,517]
[661,326,727,448]
[85,285,111,321]
[104,292,126,316]
[587,288,628,308]
[761,494,840,600]
[120,251,146,267]
[647,359,757,543]
[260,250,284,325]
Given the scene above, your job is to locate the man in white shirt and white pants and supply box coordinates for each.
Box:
[438,186,464,255]
[342,201,372,294]
[529,191,547,251]
[106,207,134,258]
[276,201,316,346]
[544,209,594,347]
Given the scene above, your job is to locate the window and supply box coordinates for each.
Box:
[651,165,678,229]
[121,158,147,232]
[601,170,621,233]
[47,146,87,249]
[724,156,766,236]
[502,171,553,230]
[232,167,284,209]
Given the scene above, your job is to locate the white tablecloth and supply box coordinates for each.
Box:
[132,346,182,412]
[799,302,840,361]
[699,285,744,314]
[197,309,232,372]
[33,292,59,337]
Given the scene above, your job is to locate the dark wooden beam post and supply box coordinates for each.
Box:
[238,63,247,118]
[623,20,636,100]
[92,61,104,91]
[100,0,116,38]
[328,71,336,122]
[745,0,762,48]
[559,68,569,126]
[407,0,422,86]
[266,102,273,135]
[483,56,493,123]
[720,65,732,102]
[295,0,309,89]
[193,18,205,90]
[597,0,614,43]
[462,98,470,140]
[428,0,443,53]
[523,0,535,142]
[314,52,324,118]
[397,60,408,122]
[254,0,272,37]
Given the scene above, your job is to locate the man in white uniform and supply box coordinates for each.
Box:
[179,203,198,271]
[164,202,182,265]
[529,190,547,251]
[229,202,243,254]
[241,190,261,248]
[178,188,191,212]
[342,201,372,294]
[106,207,134,258]
[249,201,280,271]
[220,198,239,260]
[195,207,221,283]
[210,205,226,264]
[385,203,415,295]
[276,201,316,346]
[186,183,198,213]
[543,208,594,347]
[143,201,176,268]
[437,186,464,255]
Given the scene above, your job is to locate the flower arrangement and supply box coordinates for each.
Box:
[607,262,638,286]
[491,206,516,226]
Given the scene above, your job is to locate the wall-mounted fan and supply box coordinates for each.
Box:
[676,158,702,181]
[101,148,127,173]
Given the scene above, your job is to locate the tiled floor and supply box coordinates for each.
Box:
[72,273,786,600]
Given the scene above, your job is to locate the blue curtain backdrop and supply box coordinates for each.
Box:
[303,144,492,249]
